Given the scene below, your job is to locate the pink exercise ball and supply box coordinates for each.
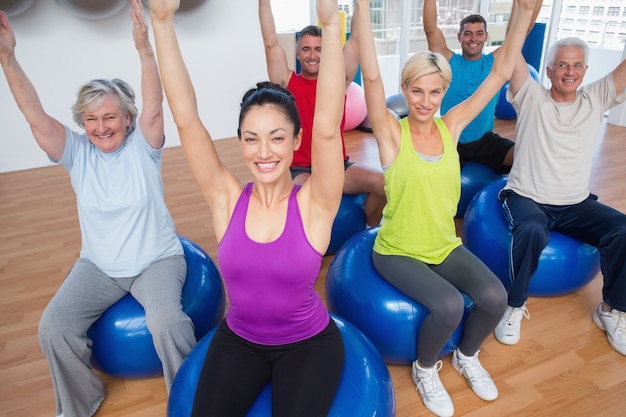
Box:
[344,82,368,131]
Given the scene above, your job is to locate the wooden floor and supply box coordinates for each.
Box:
[1,118,625,417]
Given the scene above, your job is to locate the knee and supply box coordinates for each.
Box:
[38,305,75,350]
[514,221,550,246]
[358,170,385,199]
[431,292,465,329]
[372,173,386,199]
[38,309,55,347]
[473,283,507,317]
[600,225,626,251]
[145,306,191,337]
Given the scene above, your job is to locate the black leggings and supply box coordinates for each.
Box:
[372,246,506,366]
[190,319,344,417]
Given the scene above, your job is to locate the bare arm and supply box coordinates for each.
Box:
[342,5,360,87]
[505,0,543,35]
[258,0,292,86]
[305,0,346,241]
[147,0,240,237]
[130,0,164,149]
[444,0,537,141]
[494,0,543,58]
[355,0,399,167]
[422,0,452,60]
[508,53,530,97]
[612,58,626,97]
[0,11,65,161]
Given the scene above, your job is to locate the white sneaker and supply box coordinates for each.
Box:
[494,303,530,345]
[411,360,454,417]
[592,303,626,356]
[452,349,498,401]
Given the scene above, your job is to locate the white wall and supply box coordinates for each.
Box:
[607,42,626,127]
[3,2,623,173]
[0,0,267,173]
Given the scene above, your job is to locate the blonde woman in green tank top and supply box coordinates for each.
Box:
[355,0,538,416]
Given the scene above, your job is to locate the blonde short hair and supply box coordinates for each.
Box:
[401,52,452,92]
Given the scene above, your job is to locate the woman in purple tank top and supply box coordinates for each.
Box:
[148,0,347,415]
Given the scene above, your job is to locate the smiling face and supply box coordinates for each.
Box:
[296,34,322,79]
[83,95,131,153]
[458,21,488,60]
[546,45,588,102]
[402,73,446,122]
[239,104,302,183]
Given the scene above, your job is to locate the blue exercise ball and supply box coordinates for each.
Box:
[462,177,601,296]
[326,193,367,255]
[495,64,540,120]
[325,227,474,365]
[456,162,502,219]
[167,315,396,417]
[88,235,226,378]
[385,93,408,119]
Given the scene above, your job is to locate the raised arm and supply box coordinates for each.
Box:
[611,58,626,96]
[355,0,399,166]
[258,0,292,87]
[504,0,543,36]
[130,0,164,149]
[307,0,346,222]
[444,0,537,141]
[148,0,239,224]
[422,0,453,60]
[0,11,65,161]
[494,0,543,58]
[342,5,360,88]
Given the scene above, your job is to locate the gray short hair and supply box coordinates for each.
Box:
[71,79,138,134]
[545,37,589,68]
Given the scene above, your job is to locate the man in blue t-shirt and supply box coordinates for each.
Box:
[423,0,542,173]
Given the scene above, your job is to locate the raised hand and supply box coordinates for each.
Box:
[0,11,16,63]
[130,0,152,54]
[147,0,180,22]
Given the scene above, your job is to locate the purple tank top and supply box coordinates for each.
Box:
[218,183,330,345]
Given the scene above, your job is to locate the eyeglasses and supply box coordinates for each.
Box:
[554,62,586,71]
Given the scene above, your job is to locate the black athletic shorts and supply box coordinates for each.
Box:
[457,131,514,174]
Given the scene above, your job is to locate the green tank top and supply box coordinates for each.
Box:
[373,117,462,264]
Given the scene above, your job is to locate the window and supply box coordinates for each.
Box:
[607,7,619,17]
[579,6,589,16]
[592,6,604,17]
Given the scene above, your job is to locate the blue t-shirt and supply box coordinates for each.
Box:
[441,53,498,144]
[58,125,182,277]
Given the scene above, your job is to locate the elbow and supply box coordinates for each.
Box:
[361,70,382,85]
[493,72,509,88]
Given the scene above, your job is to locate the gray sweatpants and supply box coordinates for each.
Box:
[38,255,196,417]
[373,245,507,367]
